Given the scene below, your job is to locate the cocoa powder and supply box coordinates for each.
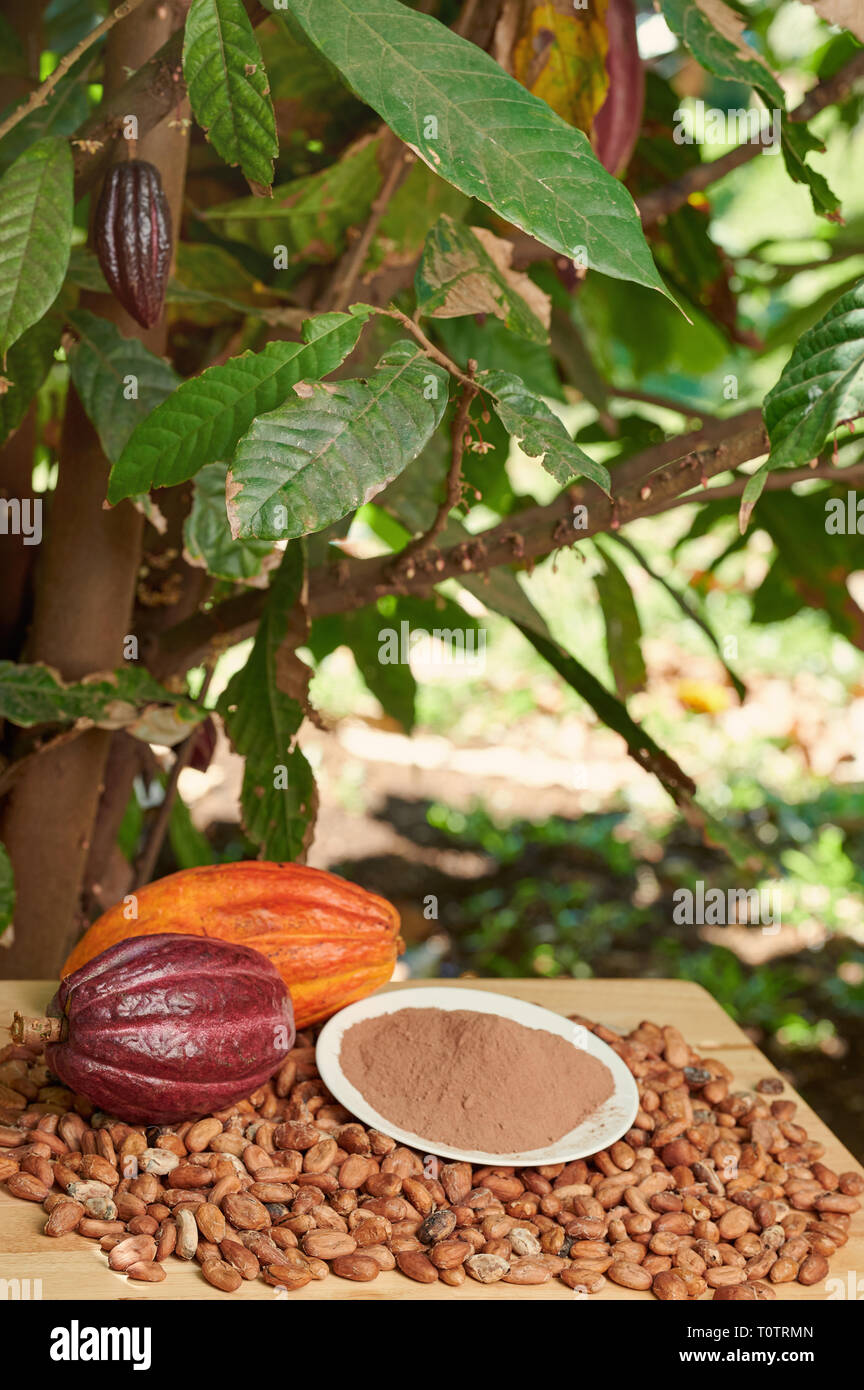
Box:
[339,1007,614,1153]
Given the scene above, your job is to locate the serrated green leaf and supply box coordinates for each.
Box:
[477,368,611,492]
[778,123,840,221]
[184,461,277,582]
[660,0,839,218]
[0,312,60,445]
[217,545,317,858]
[0,841,13,938]
[107,307,371,502]
[226,342,449,540]
[282,0,669,298]
[183,0,278,191]
[0,662,203,744]
[0,137,72,359]
[68,310,180,462]
[660,0,785,108]
[762,278,864,471]
[415,216,550,344]
[593,539,646,699]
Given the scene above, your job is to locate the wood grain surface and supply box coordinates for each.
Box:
[1,977,860,1301]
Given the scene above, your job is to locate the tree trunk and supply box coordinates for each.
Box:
[0,0,190,978]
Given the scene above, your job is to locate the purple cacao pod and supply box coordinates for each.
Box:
[593,0,645,179]
[94,159,172,329]
[43,933,295,1124]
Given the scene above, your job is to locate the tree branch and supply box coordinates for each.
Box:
[637,50,864,226]
[654,459,864,509]
[151,415,769,675]
[309,422,770,615]
[0,0,150,146]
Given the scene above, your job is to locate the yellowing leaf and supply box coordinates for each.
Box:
[508,0,610,132]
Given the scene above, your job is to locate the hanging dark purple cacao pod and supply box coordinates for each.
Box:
[94,159,172,329]
[593,0,644,179]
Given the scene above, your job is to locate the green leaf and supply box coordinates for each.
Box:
[610,532,746,701]
[217,545,317,859]
[0,312,61,446]
[415,216,550,344]
[593,539,646,699]
[659,0,839,218]
[311,592,481,731]
[68,243,291,322]
[514,624,698,806]
[172,241,289,320]
[169,794,216,869]
[477,368,611,492]
[0,137,72,359]
[660,0,784,108]
[777,123,840,222]
[750,490,864,646]
[0,841,13,939]
[226,342,449,540]
[738,462,769,532]
[202,135,382,266]
[183,0,279,192]
[107,307,371,502]
[282,0,669,298]
[0,662,203,744]
[762,278,864,470]
[68,310,180,462]
[184,462,277,582]
[310,607,418,731]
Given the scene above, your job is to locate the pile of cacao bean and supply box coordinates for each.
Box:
[1,1014,860,1299]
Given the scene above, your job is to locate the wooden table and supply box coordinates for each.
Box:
[1,978,861,1301]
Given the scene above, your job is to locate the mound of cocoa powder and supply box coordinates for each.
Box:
[339,1007,614,1153]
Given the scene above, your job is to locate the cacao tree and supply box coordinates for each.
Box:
[0,0,863,976]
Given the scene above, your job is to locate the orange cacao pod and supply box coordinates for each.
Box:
[61,863,403,1029]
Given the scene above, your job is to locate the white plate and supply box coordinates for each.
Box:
[315,987,639,1167]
